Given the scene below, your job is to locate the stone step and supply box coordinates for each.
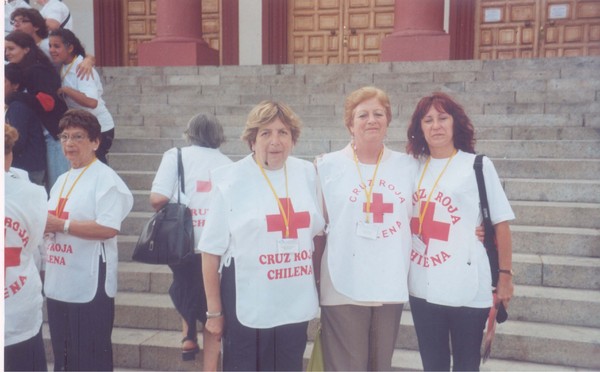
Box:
[42,306,600,370]
[117,241,600,292]
[109,153,600,181]
[120,200,599,239]
[114,269,600,329]
[492,158,600,180]
[42,324,204,371]
[395,312,600,370]
[503,178,600,203]
[511,225,599,258]
[510,200,600,229]
[116,221,600,264]
[110,137,600,160]
[128,178,600,207]
[115,117,599,141]
[515,253,600,291]
[386,348,583,371]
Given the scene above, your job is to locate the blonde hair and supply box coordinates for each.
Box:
[241,101,302,150]
[5,124,19,155]
[344,86,392,133]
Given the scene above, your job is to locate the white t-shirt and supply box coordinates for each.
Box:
[408,151,515,308]
[4,171,48,346]
[317,144,418,305]
[40,0,72,30]
[151,145,232,248]
[61,55,114,132]
[44,160,133,303]
[4,0,31,36]
[200,155,325,328]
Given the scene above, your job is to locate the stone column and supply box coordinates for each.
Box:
[137,0,218,66]
[380,0,450,61]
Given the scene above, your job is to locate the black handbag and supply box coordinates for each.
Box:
[132,148,195,265]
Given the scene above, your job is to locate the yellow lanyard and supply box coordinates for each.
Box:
[55,159,97,216]
[257,160,291,238]
[415,150,457,235]
[61,58,76,83]
[352,145,384,223]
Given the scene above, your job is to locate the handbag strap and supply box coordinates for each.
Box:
[474,155,494,241]
[176,147,185,203]
[474,154,499,285]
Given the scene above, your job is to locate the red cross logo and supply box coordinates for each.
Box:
[266,198,310,239]
[196,180,212,192]
[410,201,451,255]
[5,246,22,280]
[49,198,70,219]
[364,193,393,223]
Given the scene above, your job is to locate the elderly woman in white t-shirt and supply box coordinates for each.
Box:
[44,109,133,370]
[200,101,325,370]
[149,113,231,367]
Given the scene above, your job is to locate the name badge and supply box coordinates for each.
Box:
[277,238,299,253]
[356,220,378,240]
[412,234,426,254]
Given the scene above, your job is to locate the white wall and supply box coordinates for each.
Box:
[62,0,94,55]
[29,0,95,55]
[238,0,262,65]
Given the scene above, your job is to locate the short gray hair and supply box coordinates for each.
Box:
[184,113,225,149]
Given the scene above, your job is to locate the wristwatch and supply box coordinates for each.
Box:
[498,269,514,276]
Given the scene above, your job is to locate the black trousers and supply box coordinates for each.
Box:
[410,295,489,371]
[46,259,115,371]
[96,128,114,165]
[168,254,207,340]
[221,260,308,371]
[4,326,48,371]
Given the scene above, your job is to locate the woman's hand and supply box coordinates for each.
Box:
[205,316,224,339]
[496,272,514,309]
[76,55,96,80]
[45,213,65,234]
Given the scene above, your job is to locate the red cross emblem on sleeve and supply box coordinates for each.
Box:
[5,246,23,280]
[364,193,393,223]
[266,198,311,239]
[410,201,451,255]
[196,180,212,192]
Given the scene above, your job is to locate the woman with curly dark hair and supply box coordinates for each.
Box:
[406,92,515,371]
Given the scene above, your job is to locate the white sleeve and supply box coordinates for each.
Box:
[68,61,99,100]
[151,148,178,200]
[95,176,134,231]
[197,186,230,255]
[482,156,515,225]
[41,2,68,24]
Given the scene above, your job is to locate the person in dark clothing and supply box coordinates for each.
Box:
[4,63,47,185]
[5,30,69,188]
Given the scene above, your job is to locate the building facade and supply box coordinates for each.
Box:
[91,0,600,66]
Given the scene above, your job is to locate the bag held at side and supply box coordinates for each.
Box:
[132,147,195,265]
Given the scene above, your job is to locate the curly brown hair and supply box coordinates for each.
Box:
[406,92,475,158]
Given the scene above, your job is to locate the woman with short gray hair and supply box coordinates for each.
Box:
[149,113,232,367]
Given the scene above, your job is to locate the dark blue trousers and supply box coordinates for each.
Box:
[410,295,489,371]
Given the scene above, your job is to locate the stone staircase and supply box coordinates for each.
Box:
[43,57,600,371]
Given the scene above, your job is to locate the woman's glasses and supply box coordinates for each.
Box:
[10,18,32,26]
[59,133,88,143]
